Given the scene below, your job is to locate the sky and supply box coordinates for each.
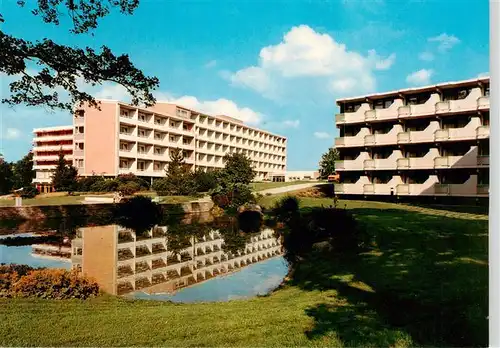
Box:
[0,0,490,170]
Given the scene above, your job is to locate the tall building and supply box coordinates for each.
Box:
[334,77,490,200]
[33,100,287,192]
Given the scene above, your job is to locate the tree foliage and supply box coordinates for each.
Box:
[1,0,159,111]
[12,152,34,189]
[218,153,256,186]
[318,147,340,179]
[0,159,14,195]
[51,151,78,192]
[152,148,196,196]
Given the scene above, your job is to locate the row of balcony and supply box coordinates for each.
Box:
[335,119,489,148]
[336,90,489,124]
[119,109,286,147]
[336,148,489,171]
[335,175,488,197]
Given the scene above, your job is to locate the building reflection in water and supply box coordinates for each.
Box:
[67,223,283,296]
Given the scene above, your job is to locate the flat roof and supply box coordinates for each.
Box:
[336,76,490,104]
[33,125,73,133]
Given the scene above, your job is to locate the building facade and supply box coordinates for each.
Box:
[32,125,74,193]
[334,77,490,199]
[33,100,287,190]
[285,170,320,182]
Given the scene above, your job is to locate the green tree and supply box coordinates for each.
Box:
[12,152,34,189]
[152,148,196,196]
[51,151,78,192]
[318,147,340,179]
[218,153,256,186]
[1,1,159,111]
[0,159,14,195]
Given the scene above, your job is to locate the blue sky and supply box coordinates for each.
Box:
[0,0,489,170]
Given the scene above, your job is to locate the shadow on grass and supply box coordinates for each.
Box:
[291,207,488,347]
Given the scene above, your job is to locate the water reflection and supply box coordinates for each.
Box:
[0,211,286,302]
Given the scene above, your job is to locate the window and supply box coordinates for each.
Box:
[120,160,129,169]
[120,109,129,117]
[138,145,146,153]
[75,110,84,118]
[120,143,128,151]
[75,143,84,150]
[138,130,146,137]
[485,86,490,97]
[139,113,146,122]
[120,127,128,134]
[76,159,84,168]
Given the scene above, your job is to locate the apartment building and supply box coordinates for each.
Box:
[334,77,490,200]
[32,100,287,190]
[32,125,74,193]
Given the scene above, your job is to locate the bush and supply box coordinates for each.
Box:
[90,178,119,192]
[193,169,218,192]
[0,264,99,299]
[78,176,105,192]
[152,175,197,196]
[19,185,38,198]
[117,181,141,196]
[211,183,255,211]
[273,196,300,218]
[117,173,150,190]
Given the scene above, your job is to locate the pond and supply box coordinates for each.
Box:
[0,212,288,303]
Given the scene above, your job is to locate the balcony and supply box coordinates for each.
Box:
[335,128,370,148]
[395,176,439,196]
[477,96,490,110]
[335,152,371,171]
[397,121,441,144]
[366,99,403,121]
[435,88,482,114]
[397,94,441,118]
[433,175,481,197]
[335,103,371,124]
[433,154,483,169]
[364,157,401,171]
[434,119,483,142]
[364,125,403,146]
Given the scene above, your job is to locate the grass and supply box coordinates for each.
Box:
[0,198,488,347]
[250,180,320,192]
[0,192,197,207]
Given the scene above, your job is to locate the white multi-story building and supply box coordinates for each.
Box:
[32,100,287,192]
[334,77,490,200]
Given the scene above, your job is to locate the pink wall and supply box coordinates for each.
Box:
[147,102,178,115]
[83,102,117,175]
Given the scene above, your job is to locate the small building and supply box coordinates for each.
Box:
[285,171,320,182]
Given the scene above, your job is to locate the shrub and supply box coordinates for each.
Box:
[117,173,150,190]
[210,183,255,211]
[273,196,300,218]
[117,181,141,196]
[193,169,218,192]
[19,185,38,198]
[152,175,197,196]
[90,178,119,192]
[78,176,105,192]
[0,264,99,299]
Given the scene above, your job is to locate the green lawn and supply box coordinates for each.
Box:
[0,198,488,347]
[250,180,321,192]
[0,193,197,207]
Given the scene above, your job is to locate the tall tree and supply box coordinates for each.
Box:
[51,151,78,192]
[219,153,256,186]
[1,0,159,111]
[319,147,340,179]
[12,152,34,188]
[152,148,196,196]
[0,159,15,195]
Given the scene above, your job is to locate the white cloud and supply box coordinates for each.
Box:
[419,51,435,62]
[204,60,217,68]
[282,119,300,128]
[2,128,21,140]
[477,72,489,78]
[157,94,263,125]
[428,33,460,53]
[314,131,330,139]
[406,69,433,86]
[229,25,395,100]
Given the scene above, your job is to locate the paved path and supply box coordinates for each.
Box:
[258,182,322,195]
